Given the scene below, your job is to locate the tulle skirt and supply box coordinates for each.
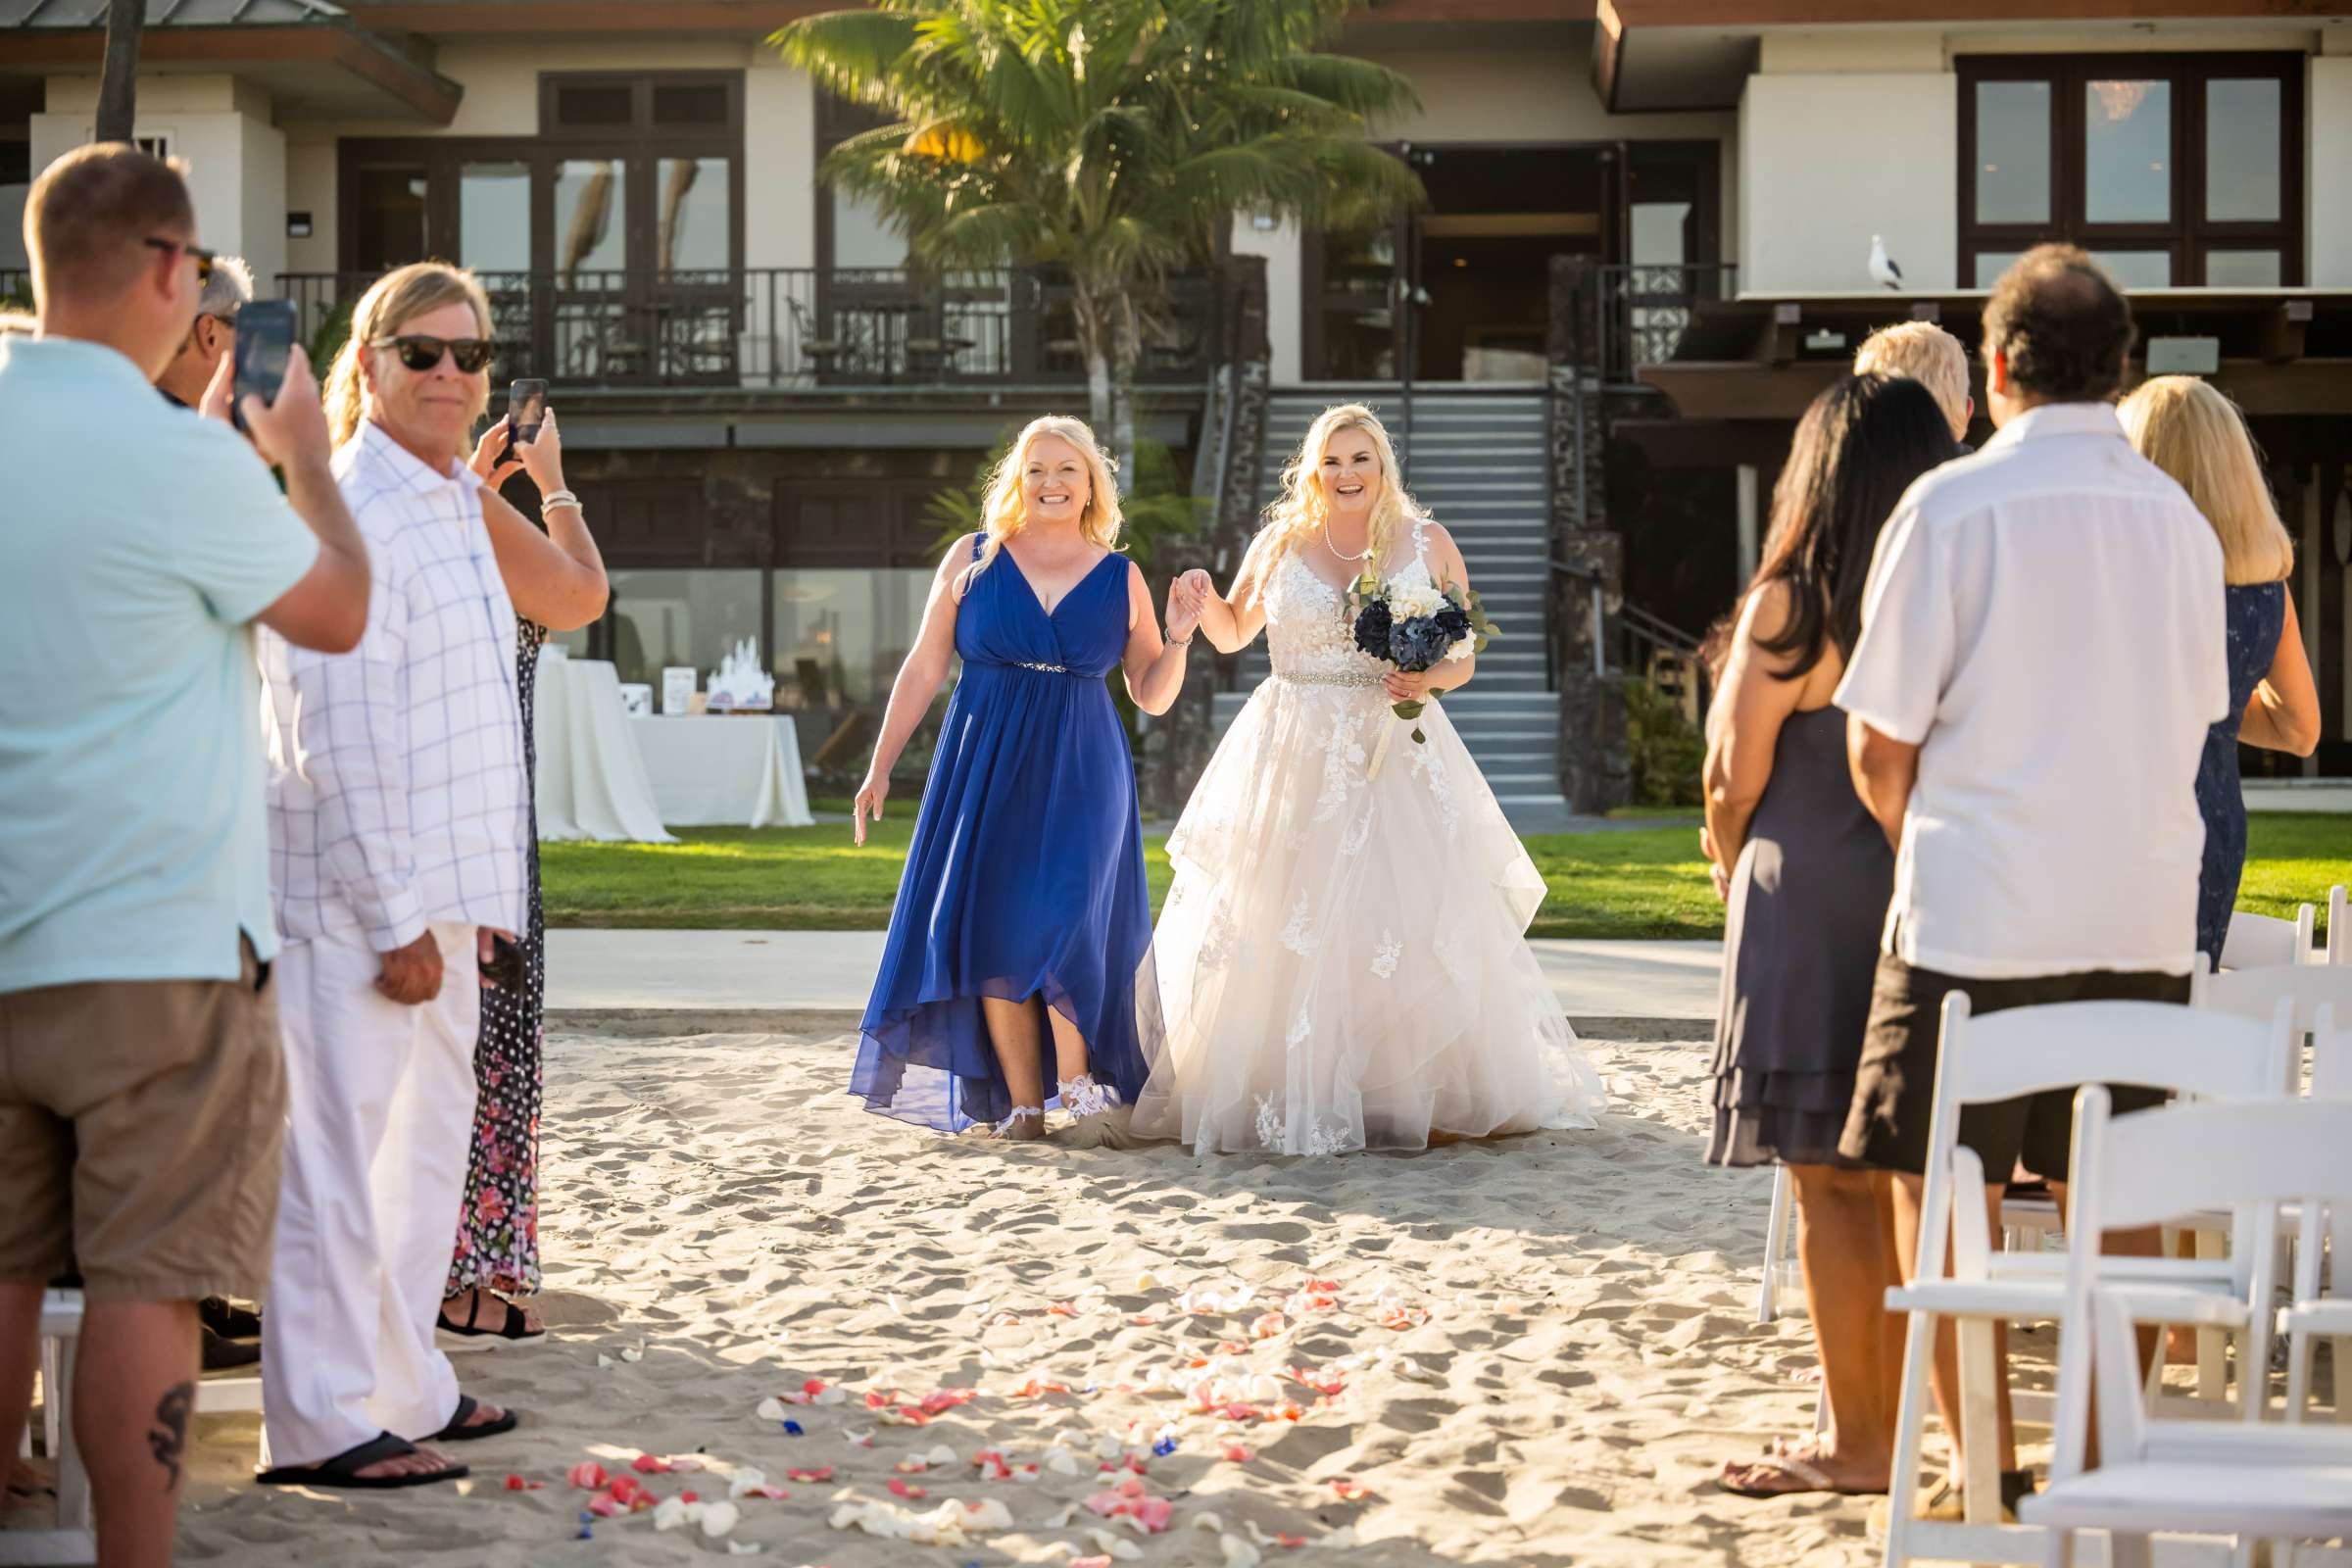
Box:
[1131,675,1606,1154]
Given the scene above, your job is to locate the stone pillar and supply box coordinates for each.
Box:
[1546,255,1631,813]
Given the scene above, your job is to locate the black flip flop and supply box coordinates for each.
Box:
[427,1394,520,1443]
[255,1432,466,1490]
[437,1292,544,1344]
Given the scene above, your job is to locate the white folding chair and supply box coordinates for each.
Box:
[1881,995,2295,1568]
[2328,887,2349,966]
[2222,907,2316,970]
[2282,1005,2351,1428]
[2023,1092,2352,1568]
[1757,1163,1802,1325]
[5,1289,97,1566]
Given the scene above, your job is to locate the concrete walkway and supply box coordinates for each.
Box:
[543,928,1723,1035]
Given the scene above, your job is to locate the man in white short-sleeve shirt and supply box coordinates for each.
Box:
[1832,245,2227,1513]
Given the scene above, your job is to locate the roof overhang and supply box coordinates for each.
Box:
[339,0,827,35]
[1636,290,2352,421]
[0,3,460,122]
[1594,0,2345,113]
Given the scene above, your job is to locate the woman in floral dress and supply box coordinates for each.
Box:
[441,407,608,1340]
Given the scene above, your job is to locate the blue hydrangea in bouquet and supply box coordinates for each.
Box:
[1345,567,1497,745]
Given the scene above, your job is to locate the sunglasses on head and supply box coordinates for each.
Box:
[373,335,495,374]
[143,236,216,283]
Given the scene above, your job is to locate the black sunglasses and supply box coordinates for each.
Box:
[143,236,216,283]
[374,335,495,374]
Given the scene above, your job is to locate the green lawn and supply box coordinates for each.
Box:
[541,810,2348,942]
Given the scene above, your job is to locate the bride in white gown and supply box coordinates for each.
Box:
[1131,404,1605,1154]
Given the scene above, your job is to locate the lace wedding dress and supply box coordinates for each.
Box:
[1131,522,1607,1154]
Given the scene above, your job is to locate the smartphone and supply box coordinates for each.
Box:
[478,933,525,993]
[231,300,297,433]
[507,378,548,449]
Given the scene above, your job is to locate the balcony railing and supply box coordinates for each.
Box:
[1595,262,1740,383]
[277,266,1224,391]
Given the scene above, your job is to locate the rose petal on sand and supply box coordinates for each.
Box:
[754,1396,789,1423]
[1330,1478,1372,1500]
[785,1466,836,1484]
[699,1500,741,1538]
[1222,1445,1253,1463]
[566,1461,610,1491]
[618,1348,644,1362]
[1249,1311,1287,1341]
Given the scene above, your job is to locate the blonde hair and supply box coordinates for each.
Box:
[324,261,495,450]
[2119,375,2295,587]
[969,415,1124,577]
[1257,403,1426,573]
[1854,321,1970,440]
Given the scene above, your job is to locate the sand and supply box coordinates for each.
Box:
[148,1027,1881,1566]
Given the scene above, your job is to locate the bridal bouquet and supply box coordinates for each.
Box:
[1346,571,1497,744]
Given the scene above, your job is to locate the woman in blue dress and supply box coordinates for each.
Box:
[851,416,1202,1139]
[2120,376,2319,966]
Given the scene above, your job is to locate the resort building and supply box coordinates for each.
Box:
[4,0,2347,808]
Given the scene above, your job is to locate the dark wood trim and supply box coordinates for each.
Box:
[0,25,460,124]
[1608,0,2335,24]
[348,1,828,35]
[1956,51,2303,289]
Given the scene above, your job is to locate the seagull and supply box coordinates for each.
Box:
[1869,234,1904,291]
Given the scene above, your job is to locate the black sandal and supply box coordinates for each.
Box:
[427,1394,519,1443]
[255,1432,466,1490]
[436,1291,544,1344]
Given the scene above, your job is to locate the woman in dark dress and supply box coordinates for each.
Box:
[2120,376,2319,967]
[441,407,609,1340]
[851,416,1199,1141]
[1704,375,1959,1498]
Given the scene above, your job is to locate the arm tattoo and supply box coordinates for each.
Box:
[148,1382,194,1492]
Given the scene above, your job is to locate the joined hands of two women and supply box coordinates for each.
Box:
[1167,567,1214,645]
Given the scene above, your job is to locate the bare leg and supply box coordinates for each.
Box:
[0,1285,39,1510]
[74,1298,198,1568]
[1871,1171,1909,1431]
[1889,1173,2018,1478]
[1723,1164,1897,1494]
[1045,1004,1090,1088]
[980,995,1047,1139]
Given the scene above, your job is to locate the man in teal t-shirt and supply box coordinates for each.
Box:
[0,143,368,1566]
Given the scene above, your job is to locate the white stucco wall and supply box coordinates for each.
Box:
[1229,215,1303,386]
[743,56,815,271]
[1738,71,1959,294]
[33,74,284,280]
[2311,55,2352,288]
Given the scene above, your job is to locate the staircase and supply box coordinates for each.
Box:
[1211,385,1566,815]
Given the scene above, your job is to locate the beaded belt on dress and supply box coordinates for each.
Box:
[1006,660,1071,673]
[1273,669,1385,688]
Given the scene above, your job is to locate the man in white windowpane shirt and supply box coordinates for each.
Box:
[1834,246,2228,1515]
[256,264,529,1488]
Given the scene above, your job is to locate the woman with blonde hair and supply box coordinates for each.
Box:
[2119,375,2318,965]
[1130,404,1604,1153]
[851,415,1199,1139]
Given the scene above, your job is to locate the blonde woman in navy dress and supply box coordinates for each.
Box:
[852,416,1201,1140]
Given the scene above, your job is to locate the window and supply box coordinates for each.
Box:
[1958,53,2302,288]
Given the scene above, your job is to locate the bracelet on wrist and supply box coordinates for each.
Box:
[541,488,581,512]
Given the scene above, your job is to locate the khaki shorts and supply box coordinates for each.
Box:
[0,938,287,1301]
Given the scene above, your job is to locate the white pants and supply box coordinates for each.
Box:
[260,922,480,1467]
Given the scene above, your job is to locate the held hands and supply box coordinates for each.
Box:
[1166,568,1214,644]
[375,928,444,1005]
[852,769,888,848]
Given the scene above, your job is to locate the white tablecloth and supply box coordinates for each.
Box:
[534,654,676,844]
[628,714,814,829]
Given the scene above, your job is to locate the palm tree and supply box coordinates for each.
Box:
[774,0,1422,487]
[95,0,145,144]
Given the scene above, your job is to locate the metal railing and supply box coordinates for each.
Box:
[1595,262,1739,384]
[276,266,1223,391]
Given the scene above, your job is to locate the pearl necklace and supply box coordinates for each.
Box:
[1321,522,1374,563]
